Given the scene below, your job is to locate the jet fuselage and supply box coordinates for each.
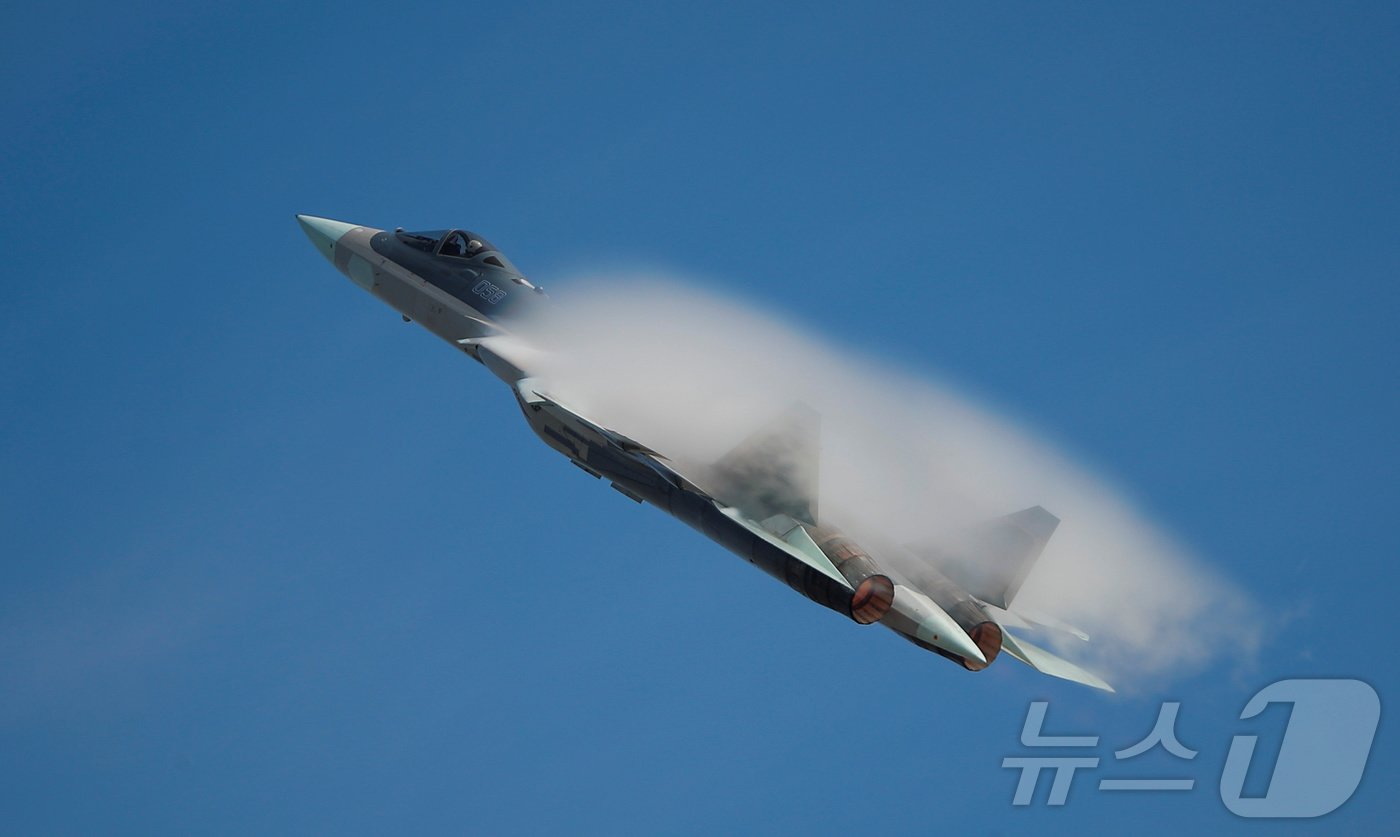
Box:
[295,215,1114,691]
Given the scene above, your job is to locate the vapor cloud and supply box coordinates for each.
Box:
[516,274,1261,686]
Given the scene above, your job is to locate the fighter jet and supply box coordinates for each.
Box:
[296,215,1113,691]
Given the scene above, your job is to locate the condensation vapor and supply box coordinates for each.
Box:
[513,274,1261,685]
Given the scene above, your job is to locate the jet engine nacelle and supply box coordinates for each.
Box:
[904,567,1006,670]
[849,574,896,625]
[950,620,1003,671]
[808,526,894,625]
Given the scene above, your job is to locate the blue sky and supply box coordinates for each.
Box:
[2,1,1397,833]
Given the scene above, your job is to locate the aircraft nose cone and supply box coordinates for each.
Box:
[296,215,361,264]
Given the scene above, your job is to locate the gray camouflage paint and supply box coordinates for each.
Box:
[294,215,1113,690]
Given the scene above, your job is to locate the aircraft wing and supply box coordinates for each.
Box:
[514,379,667,459]
[513,383,848,588]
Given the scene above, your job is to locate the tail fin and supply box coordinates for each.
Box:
[706,403,821,525]
[906,505,1059,610]
[909,506,1113,691]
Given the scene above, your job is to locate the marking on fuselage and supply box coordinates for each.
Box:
[370,254,494,323]
[472,279,507,305]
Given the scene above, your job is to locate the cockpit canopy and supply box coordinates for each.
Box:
[388,225,535,286]
[395,228,507,263]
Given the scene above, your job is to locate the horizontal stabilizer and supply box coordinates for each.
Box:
[720,508,849,587]
[1000,629,1114,692]
[984,604,1090,643]
[760,515,845,583]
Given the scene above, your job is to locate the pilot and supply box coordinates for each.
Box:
[442,234,467,257]
[466,238,484,257]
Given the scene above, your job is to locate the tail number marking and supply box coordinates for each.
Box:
[472,279,507,305]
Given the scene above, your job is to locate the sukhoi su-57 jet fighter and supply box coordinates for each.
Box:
[296,215,1112,691]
